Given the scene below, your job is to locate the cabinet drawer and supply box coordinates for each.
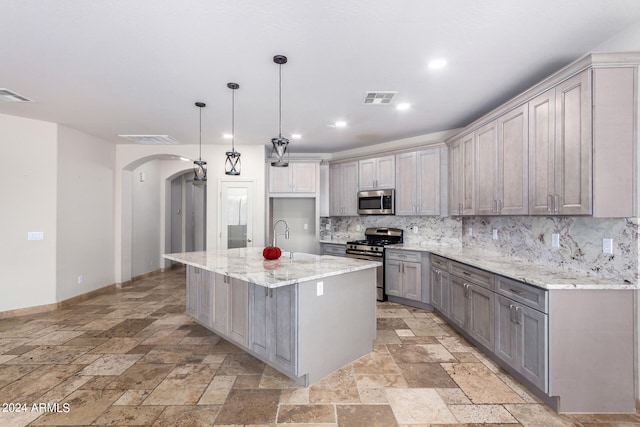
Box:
[450,261,494,290]
[495,275,548,313]
[322,244,346,256]
[385,250,421,263]
[431,254,449,271]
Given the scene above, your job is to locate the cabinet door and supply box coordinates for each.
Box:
[449,139,462,215]
[358,158,376,190]
[271,285,298,372]
[402,261,422,301]
[376,155,396,189]
[269,165,292,193]
[291,163,316,193]
[385,259,402,297]
[449,276,467,329]
[554,70,592,215]
[229,278,248,346]
[529,88,556,215]
[198,270,213,327]
[430,268,443,312]
[475,121,498,215]
[342,162,359,215]
[395,152,417,215]
[329,164,342,216]
[417,148,440,215]
[517,303,548,391]
[498,105,529,215]
[186,267,199,317]
[440,271,450,317]
[495,294,518,367]
[249,284,269,357]
[461,133,475,215]
[212,274,229,333]
[467,284,495,350]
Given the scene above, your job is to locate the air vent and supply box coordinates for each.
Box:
[0,88,33,103]
[364,91,397,105]
[118,135,180,145]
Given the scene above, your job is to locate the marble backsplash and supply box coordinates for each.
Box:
[321,215,639,283]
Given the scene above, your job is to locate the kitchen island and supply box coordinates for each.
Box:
[164,248,381,386]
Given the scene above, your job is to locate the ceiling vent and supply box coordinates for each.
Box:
[118,135,180,145]
[364,91,397,105]
[0,88,33,102]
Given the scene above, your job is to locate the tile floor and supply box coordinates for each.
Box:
[1,267,639,426]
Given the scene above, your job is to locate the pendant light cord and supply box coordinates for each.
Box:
[232,88,236,152]
[278,62,282,138]
[198,107,202,160]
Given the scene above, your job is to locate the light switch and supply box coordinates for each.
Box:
[492,229,498,240]
[27,231,44,241]
[303,223,308,230]
[317,281,324,296]
[412,226,418,234]
[552,233,560,248]
[603,238,613,254]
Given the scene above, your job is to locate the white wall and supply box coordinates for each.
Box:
[0,114,58,311]
[56,126,116,301]
[131,160,162,277]
[271,198,318,254]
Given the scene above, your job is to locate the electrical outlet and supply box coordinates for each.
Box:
[467,227,473,237]
[27,231,44,241]
[77,275,83,285]
[412,226,418,234]
[303,223,308,230]
[552,233,560,248]
[603,238,613,254]
[317,281,324,296]
[356,224,361,232]
[325,223,331,230]
[492,229,498,240]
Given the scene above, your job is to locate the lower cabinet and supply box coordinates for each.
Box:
[187,266,214,327]
[385,250,423,301]
[430,267,450,317]
[449,275,495,350]
[249,283,298,375]
[495,294,548,391]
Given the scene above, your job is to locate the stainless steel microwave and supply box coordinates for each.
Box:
[357,189,395,215]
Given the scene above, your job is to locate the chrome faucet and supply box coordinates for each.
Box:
[272,219,290,247]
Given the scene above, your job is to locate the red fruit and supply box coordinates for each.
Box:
[263,246,282,260]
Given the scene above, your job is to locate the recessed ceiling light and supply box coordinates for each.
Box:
[223,133,233,139]
[291,134,302,140]
[396,103,411,111]
[334,121,347,128]
[428,58,447,69]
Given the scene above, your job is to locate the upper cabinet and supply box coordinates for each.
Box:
[396,147,442,216]
[449,132,475,215]
[329,161,358,216]
[359,155,395,190]
[268,162,318,195]
[529,70,591,215]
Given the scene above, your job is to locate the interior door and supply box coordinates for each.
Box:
[220,180,254,249]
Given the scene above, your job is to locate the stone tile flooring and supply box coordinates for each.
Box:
[1,267,639,426]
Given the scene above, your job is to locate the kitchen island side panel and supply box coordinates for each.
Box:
[549,289,635,413]
[297,268,377,384]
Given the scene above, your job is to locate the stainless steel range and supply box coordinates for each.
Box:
[345,227,403,301]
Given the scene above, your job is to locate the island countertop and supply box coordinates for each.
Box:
[164,248,381,288]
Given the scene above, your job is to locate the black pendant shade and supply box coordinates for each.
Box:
[225,82,241,175]
[193,101,207,184]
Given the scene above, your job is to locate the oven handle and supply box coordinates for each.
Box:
[346,253,381,261]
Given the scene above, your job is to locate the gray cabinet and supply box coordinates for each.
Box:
[430,255,450,317]
[359,155,395,190]
[448,262,495,350]
[385,250,422,301]
[396,148,442,216]
[474,121,499,215]
[529,70,592,215]
[187,266,213,327]
[449,132,475,215]
[329,161,358,216]
[320,242,346,256]
[269,162,318,194]
[249,284,298,375]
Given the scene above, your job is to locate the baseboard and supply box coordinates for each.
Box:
[0,268,169,319]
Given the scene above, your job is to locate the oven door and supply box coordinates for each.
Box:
[345,253,384,301]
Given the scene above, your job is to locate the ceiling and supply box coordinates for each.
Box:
[1,0,640,154]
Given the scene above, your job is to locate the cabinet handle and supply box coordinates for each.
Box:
[462,271,471,276]
[508,288,523,295]
[458,203,462,215]
[463,283,471,298]
[547,195,553,212]
[497,199,502,213]
[554,194,560,213]
[493,199,497,213]
[514,306,521,324]
[509,304,515,323]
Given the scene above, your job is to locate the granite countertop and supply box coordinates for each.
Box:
[386,243,638,290]
[164,248,381,289]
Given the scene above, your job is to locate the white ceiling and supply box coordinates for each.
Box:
[1,0,640,154]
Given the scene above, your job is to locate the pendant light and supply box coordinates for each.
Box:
[271,54,289,167]
[193,101,207,183]
[225,82,241,175]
